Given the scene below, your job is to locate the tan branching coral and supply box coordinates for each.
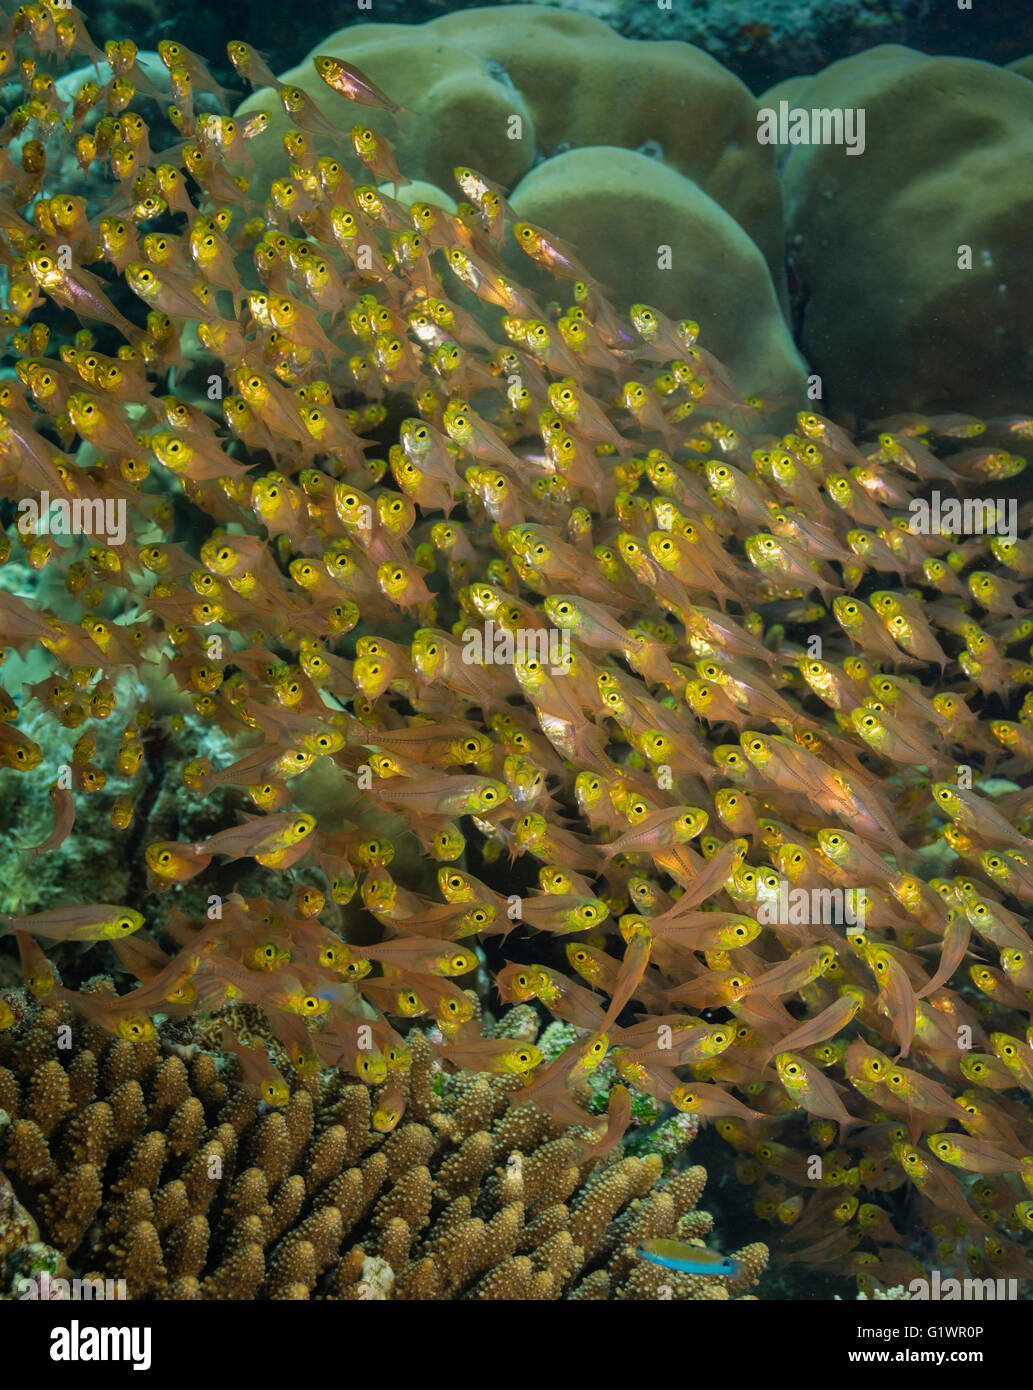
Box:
[0,1001,764,1300]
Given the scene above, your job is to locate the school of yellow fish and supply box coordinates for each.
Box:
[2,1,1033,1294]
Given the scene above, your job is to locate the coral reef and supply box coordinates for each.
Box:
[234,12,1033,416]
[0,1,1032,1306]
[0,1163,71,1299]
[0,997,766,1299]
[593,0,1033,91]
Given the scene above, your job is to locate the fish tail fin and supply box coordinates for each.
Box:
[0,898,25,935]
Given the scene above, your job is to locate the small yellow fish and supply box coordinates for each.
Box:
[1,904,144,942]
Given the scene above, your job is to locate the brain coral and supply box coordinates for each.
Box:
[776,46,1033,420]
[235,5,800,399]
[238,6,785,273]
[506,146,807,403]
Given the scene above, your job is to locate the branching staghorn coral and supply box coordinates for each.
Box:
[0,995,766,1299]
[0,1,1031,1300]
